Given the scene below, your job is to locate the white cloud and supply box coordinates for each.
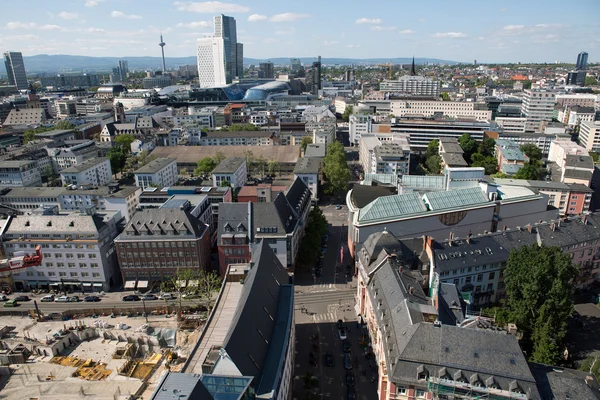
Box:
[111,11,142,20]
[323,40,339,46]
[86,27,105,33]
[498,23,566,37]
[58,11,78,19]
[432,32,467,38]
[398,29,415,35]
[346,44,361,48]
[269,13,309,22]
[85,0,100,6]
[176,21,212,28]
[371,26,396,31]
[248,14,267,22]
[262,38,277,43]
[355,18,381,24]
[173,1,250,13]
[275,29,295,35]
[6,22,62,30]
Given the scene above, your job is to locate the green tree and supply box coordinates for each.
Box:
[580,356,600,381]
[520,144,542,162]
[322,141,349,197]
[113,134,136,152]
[108,147,127,177]
[479,137,496,157]
[220,180,231,187]
[222,123,261,131]
[491,171,510,179]
[515,161,541,180]
[341,105,353,122]
[426,139,439,158]
[137,150,157,167]
[54,120,75,130]
[301,136,313,154]
[267,159,280,176]
[195,157,217,176]
[471,153,498,175]
[23,130,37,144]
[585,76,599,86]
[458,134,478,163]
[589,152,598,163]
[425,155,442,175]
[440,92,451,101]
[503,245,578,364]
[298,207,328,267]
[161,268,221,319]
[254,155,267,177]
[213,151,227,165]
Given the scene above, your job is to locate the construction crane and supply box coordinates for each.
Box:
[0,245,43,273]
[376,61,394,79]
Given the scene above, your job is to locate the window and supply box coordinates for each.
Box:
[77,254,85,259]
[48,272,56,276]
[59,272,67,277]
[70,272,78,277]
[92,273,100,278]
[55,253,63,258]
[397,386,406,395]
[416,390,425,398]
[91,263,98,268]
[57,263,65,268]
[89,254,97,259]
[477,274,483,282]
[81,272,89,277]
[489,272,495,280]
[68,263,76,268]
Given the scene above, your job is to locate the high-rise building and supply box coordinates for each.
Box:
[576,51,588,71]
[308,56,322,95]
[3,51,28,90]
[521,89,556,132]
[214,14,238,81]
[258,62,274,79]
[118,60,129,81]
[236,43,244,78]
[197,36,227,88]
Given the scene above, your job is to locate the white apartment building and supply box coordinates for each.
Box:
[349,113,372,145]
[380,75,441,97]
[212,157,247,189]
[0,160,42,187]
[172,112,215,128]
[1,212,121,292]
[521,89,556,132]
[60,157,112,187]
[293,157,320,202]
[555,93,597,108]
[60,186,142,222]
[46,140,98,172]
[134,158,178,189]
[198,131,276,146]
[197,36,227,88]
[548,139,589,171]
[390,100,492,120]
[312,127,335,145]
[495,117,527,134]
[359,134,410,177]
[557,106,596,128]
[579,121,600,152]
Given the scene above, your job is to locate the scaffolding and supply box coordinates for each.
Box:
[427,380,527,400]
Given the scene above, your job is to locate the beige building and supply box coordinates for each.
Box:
[390,100,492,120]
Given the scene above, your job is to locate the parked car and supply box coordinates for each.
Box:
[182,292,198,299]
[325,352,335,367]
[159,293,177,300]
[40,295,54,302]
[344,353,353,370]
[345,370,355,386]
[69,296,80,302]
[0,295,9,302]
[335,204,342,210]
[141,294,158,301]
[122,295,140,301]
[14,295,30,302]
[339,328,347,341]
[55,296,71,303]
[3,299,18,307]
[346,388,356,399]
[342,339,351,353]
[84,296,101,302]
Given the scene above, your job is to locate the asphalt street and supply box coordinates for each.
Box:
[293,204,378,400]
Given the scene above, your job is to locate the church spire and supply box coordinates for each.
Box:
[410,56,416,76]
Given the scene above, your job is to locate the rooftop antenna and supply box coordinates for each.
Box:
[159,33,166,72]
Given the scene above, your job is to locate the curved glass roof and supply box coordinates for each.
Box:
[243,81,291,101]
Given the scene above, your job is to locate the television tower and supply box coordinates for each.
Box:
[159,33,166,72]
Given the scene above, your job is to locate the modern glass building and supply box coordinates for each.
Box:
[242,81,291,101]
[3,52,28,90]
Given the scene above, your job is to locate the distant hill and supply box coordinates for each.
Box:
[20,54,459,74]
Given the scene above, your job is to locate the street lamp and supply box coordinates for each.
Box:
[142,297,148,323]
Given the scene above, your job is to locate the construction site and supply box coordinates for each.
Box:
[0,312,207,400]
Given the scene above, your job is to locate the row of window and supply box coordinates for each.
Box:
[122,251,197,258]
[121,261,196,268]
[119,241,194,249]
[439,266,499,277]
[19,271,101,278]
[43,262,99,268]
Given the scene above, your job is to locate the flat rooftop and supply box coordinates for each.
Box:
[134,158,176,174]
[212,157,245,174]
[150,145,301,164]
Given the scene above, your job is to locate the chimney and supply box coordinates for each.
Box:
[448,232,453,246]
[503,225,507,231]
[466,233,472,244]
[527,224,533,233]
[399,266,403,274]
[582,215,587,225]
[409,286,414,295]
[550,222,555,231]
[422,235,428,251]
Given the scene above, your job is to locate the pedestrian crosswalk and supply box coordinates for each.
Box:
[312,312,337,322]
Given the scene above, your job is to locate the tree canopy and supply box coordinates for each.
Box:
[471,153,498,175]
[458,134,479,163]
[503,244,578,364]
[161,268,221,318]
[220,123,261,131]
[194,157,217,176]
[322,141,349,197]
[520,144,542,162]
[515,161,542,180]
[297,207,328,267]
[341,105,353,122]
[426,139,439,158]
[301,136,313,154]
[113,134,136,150]
[425,155,442,175]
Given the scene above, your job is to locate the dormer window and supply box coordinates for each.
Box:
[417,365,428,381]
[486,376,499,390]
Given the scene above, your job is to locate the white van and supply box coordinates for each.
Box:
[159,293,176,300]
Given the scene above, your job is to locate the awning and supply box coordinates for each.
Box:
[93,283,103,287]
[83,283,92,287]
[124,281,136,289]
[50,283,60,287]
[137,280,149,289]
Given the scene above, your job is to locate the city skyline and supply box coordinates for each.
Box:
[0,0,598,63]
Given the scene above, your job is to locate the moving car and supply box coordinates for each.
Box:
[84,296,101,302]
[40,295,55,302]
[69,296,80,302]
[345,371,355,386]
[344,353,353,370]
[339,328,347,341]
[159,293,176,300]
[0,295,9,302]
[337,319,345,329]
[141,294,158,301]
[342,339,351,353]
[3,299,18,307]
[122,295,140,301]
[54,296,71,303]
[14,295,30,302]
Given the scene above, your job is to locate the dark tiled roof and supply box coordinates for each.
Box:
[134,158,176,174]
[563,169,593,180]
[433,235,511,273]
[212,157,246,174]
[565,154,594,170]
[293,157,321,174]
[223,241,290,379]
[118,208,206,240]
[529,363,600,400]
[218,202,250,242]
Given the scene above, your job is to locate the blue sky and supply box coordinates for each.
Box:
[0,0,599,63]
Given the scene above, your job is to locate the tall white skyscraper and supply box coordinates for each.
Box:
[214,14,237,81]
[197,37,227,88]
